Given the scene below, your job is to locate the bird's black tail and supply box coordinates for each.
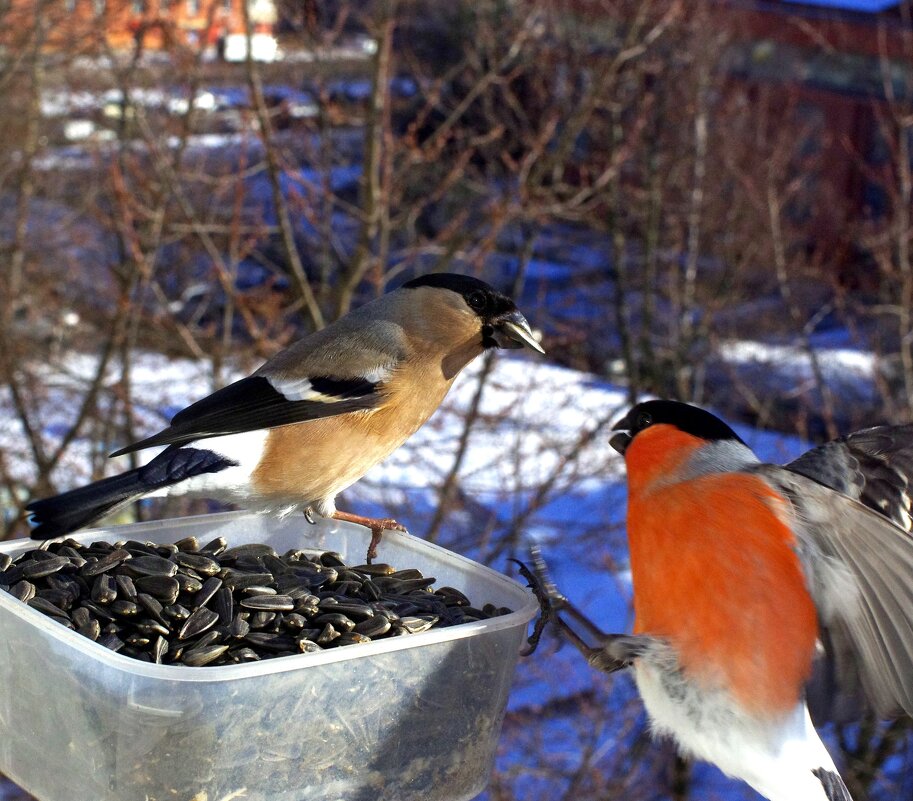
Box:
[26,447,238,540]
[27,469,149,540]
[813,768,853,801]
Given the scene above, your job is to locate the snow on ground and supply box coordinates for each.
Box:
[718,338,876,381]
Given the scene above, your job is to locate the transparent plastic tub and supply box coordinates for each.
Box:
[0,511,537,801]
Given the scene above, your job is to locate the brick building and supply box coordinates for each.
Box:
[12,0,277,54]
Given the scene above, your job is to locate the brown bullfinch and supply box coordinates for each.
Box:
[26,273,544,559]
[554,399,913,801]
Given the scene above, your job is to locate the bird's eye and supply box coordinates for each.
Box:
[466,291,487,311]
[636,412,653,430]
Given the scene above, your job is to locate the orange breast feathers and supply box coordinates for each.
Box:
[623,427,819,716]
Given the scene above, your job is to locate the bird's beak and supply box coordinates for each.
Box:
[610,410,634,454]
[491,311,545,354]
[609,431,632,454]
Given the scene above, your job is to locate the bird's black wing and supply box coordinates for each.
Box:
[784,425,913,721]
[787,424,913,533]
[761,465,913,721]
[110,374,383,457]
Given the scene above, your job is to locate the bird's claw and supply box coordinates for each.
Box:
[586,635,649,673]
[366,518,408,564]
[509,553,555,656]
[304,507,317,525]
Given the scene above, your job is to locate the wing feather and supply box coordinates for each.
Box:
[111,374,384,456]
[787,424,913,532]
[760,466,913,718]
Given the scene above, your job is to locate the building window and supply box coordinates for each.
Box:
[187,0,200,13]
[93,0,105,13]
[131,0,145,12]
[224,0,232,10]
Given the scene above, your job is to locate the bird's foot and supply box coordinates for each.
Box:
[509,555,554,656]
[331,510,408,564]
[512,545,643,673]
[586,635,650,674]
[304,507,317,525]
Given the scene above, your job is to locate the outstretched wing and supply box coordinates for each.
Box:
[760,464,913,720]
[110,373,385,457]
[787,424,913,533]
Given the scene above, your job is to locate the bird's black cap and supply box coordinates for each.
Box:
[610,399,745,454]
[402,273,516,319]
[402,272,544,353]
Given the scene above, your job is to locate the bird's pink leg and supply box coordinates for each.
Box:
[330,510,408,563]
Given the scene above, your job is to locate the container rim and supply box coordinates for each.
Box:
[0,510,540,682]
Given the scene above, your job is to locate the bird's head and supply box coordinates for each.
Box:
[401,273,544,355]
[610,400,745,455]
[610,400,749,491]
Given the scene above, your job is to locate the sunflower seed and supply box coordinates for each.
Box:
[114,575,137,601]
[123,555,178,578]
[313,613,355,633]
[1,535,512,668]
[199,536,227,557]
[213,587,234,625]
[71,606,91,628]
[164,603,191,622]
[248,610,276,630]
[229,614,250,639]
[228,647,260,662]
[137,593,166,624]
[282,613,307,631]
[38,588,76,611]
[398,616,437,634]
[179,607,219,640]
[174,536,199,553]
[78,619,101,641]
[191,630,225,649]
[110,600,140,618]
[221,543,277,561]
[193,577,223,610]
[316,624,340,644]
[221,570,274,591]
[351,563,395,576]
[354,616,391,638]
[173,552,221,576]
[28,596,68,619]
[182,644,229,667]
[80,549,131,577]
[240,594,294,612]
[435,586,471,606]
[91,574,117,604]
[298,639,322,654]
[135,620,170,637]
[10,581,36,603]
[21,556,71,579]
[134,575,180,604]
[241,585,276,596]
[330,632,371,647]
[319,551,346,568]
[175,573,203,595]
[151,636,168,663]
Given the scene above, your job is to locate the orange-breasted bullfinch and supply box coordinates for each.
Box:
[26,273,544,559]
[554,399,913,801]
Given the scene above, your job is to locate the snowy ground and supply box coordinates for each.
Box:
[0,334,901,800]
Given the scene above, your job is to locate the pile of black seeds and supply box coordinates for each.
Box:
[0,536,513,666]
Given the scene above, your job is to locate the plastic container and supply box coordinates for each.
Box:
[0,511,537,801]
